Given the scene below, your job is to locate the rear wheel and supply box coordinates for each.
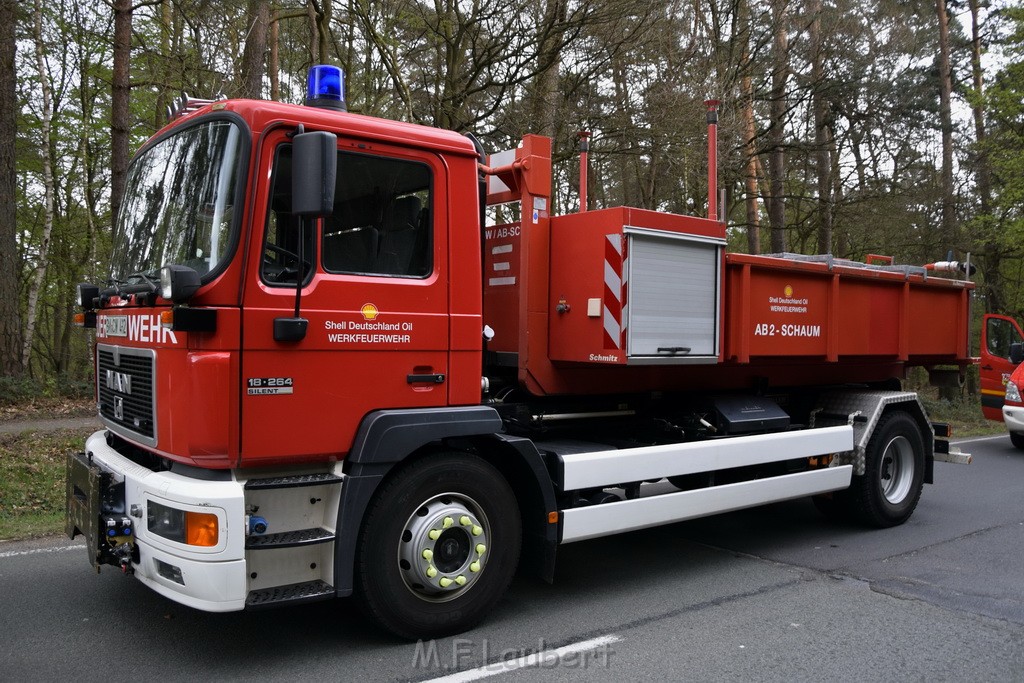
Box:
[848,411,926,528]
[1010,433,1024,450]
[355,453,521,640]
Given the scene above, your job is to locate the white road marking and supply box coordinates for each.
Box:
[0,543,84,559]
[421,634,621,683]
[952,434,1010,445]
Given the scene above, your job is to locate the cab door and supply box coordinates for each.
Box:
[239,131,450,466]
[980,314,1024,421]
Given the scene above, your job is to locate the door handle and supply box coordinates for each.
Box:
[981,365,993,371]
[407,373,445,384]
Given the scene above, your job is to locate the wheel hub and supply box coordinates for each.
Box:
[879,435,913,504]
[398,494,489,601]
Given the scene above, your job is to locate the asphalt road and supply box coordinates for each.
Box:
[1,434,1022,681]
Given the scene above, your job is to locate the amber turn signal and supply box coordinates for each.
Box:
[185,511,219,546]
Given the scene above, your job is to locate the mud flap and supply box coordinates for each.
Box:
[66,451,104,570]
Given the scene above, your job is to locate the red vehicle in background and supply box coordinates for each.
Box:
[980,314,1024,447]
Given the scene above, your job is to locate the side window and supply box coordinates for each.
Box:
[323,151,432,278]
[986,317,1023,359]
[262,145,314,285]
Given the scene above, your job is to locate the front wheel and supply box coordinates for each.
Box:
[355,453,521,640]
[1010,433,1024,450]
[848,411,926,528]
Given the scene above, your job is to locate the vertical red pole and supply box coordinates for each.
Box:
[578,131,590,213]
[705,100,720,221]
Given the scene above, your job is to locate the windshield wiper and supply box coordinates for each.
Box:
[99,272,159,301]
[127,270,160,292]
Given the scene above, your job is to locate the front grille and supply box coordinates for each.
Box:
[97,345,156,445]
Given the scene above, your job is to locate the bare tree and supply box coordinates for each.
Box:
[236,0,270,98]
[767,0,789,253]
[269,3,280,100]
[22,0,56,373]
[935,0,955,250]
[527,0,568,139]
[967,0,1000,312]
[309,0,332,65]
[110,0,131,233]
[809,0,831,254]
[738,0,760,254]
[0,0,20,377]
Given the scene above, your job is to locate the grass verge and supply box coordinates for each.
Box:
[0,428,91,541]
[916,389,1006,438]
[0,390,1005,542]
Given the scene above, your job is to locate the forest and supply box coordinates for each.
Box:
[0,0,1022,393]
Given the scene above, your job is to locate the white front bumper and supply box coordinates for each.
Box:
[1003,406,1024,436]
[85,431,248,612]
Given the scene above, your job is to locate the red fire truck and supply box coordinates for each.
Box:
[68,66,973,639]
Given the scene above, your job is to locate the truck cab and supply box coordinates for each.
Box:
[87,97,484,470]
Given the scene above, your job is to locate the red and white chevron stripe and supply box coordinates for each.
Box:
[604,234,624,349]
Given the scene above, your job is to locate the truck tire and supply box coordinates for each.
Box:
[355,452,521,640]
[848,411,925,528]
[1010,433,1024,450]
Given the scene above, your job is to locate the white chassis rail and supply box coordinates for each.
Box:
[559,426,854,543]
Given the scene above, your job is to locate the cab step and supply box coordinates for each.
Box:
[245,527,335,549]
[246,579,335,608]
[244,473,343,490]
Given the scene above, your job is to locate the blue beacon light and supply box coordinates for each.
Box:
[305,65,346,111]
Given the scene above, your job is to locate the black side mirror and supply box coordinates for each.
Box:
[1010,342,1023,365]
[292,131,337,217]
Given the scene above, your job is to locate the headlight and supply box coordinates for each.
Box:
[76,282,99,309]
[147,500,219,546]
[1007,381,1022,404]
[159,265,202,303]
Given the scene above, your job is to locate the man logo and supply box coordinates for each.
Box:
[106,370,132,395]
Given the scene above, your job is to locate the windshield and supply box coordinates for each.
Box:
[110,119,243,283]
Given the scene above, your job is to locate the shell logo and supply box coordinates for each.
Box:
[360,303,380,320]
[783,285,794,297]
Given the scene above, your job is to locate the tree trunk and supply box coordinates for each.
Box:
[111,0,131,234]
[528,0,566,139]
[937,0,958,401]
[237,0,270,99]
[269,8,280,100]
[315,0,332,65]
[0,0,20,377]
[23,0,56,373]
[527,0,567,211]
[968,0,1000,312]
[611,53,635,207]
[154,0,171,128]
[935,0,956,251]
[739,0,760,254]
[767,0,789,253]
[810,0,832,255]
[968,0,991,211]
[830,127,847,258]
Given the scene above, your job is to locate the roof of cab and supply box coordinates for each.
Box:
[160,98,481,158]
